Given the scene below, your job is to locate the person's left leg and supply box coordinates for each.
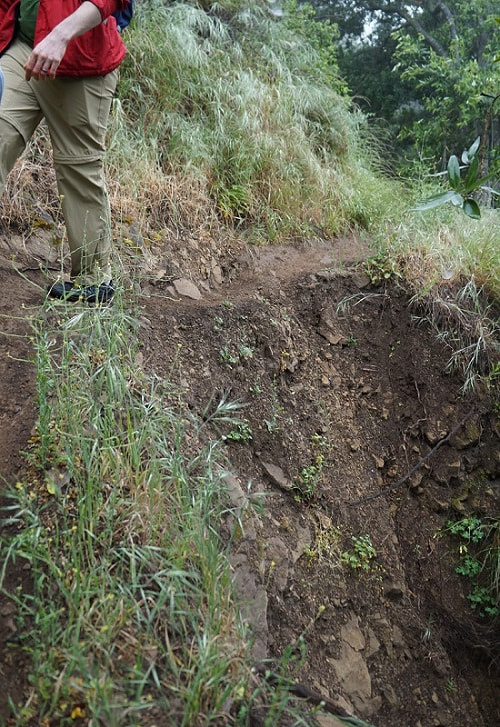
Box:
[32,71,118,287]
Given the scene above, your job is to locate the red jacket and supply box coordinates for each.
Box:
[0,0,129,76]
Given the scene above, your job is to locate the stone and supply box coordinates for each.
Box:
[365,628,381,659]
[315,716,347,727]
[382,685,400,709]
[352,272,371,289]
[266,536,290,592]
[261,462,293,492]
[432,498,450,513]
[230,556,268,660]
[451,497,467,514]
[449,419,481,449]
[341,614,366,652]
[355,695,382,718]
[409,471,425,490]
[424,421,449,445]
[222,472,248,516]
[0,602,16,617]
[211,265,223,285]
[152,268,167,281]
[172,278,202,300]
[392,624,407,649]
[291,523,312,564]
[126,221,144,247]
[26,232,60,263]
[329,642,371,709]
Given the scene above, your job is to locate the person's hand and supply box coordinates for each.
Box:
[24,2,102,82]
[24,31,68,81]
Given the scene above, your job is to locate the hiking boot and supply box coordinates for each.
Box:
[48,280,114,303]
[47,281,76,299]
[84,281,115,303]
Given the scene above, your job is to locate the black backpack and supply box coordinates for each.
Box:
[113,0,134,32]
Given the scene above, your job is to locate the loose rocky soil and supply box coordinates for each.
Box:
[0,224,498,726]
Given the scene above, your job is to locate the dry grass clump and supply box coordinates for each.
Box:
[0,124,59,227]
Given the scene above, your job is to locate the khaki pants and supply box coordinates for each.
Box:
[0,41,117,285]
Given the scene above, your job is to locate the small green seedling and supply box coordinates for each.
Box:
[342,534,377,572]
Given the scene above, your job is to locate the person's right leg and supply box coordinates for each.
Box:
[32,71,118,287]
[0,41,43,195]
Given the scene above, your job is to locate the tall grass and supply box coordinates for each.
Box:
[1,292,251,724]
[107,0,398,240]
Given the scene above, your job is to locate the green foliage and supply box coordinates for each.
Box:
[445,516,486,544]
[468,586,499,616]
[415,136,499,218]
[3,291,355,724]
[224,421,253,442]
[293,433,329,502]
[283,0,347,91]
[2,296,255,723]
[495,17,500,62]
[293,454,325,502]
[392,2,499,170]
[444,516,499,618]
[455,555,481,578]
[304,1,500,168]
[219,341,254,368]
[363,252,401,285]
[342,534,377,572]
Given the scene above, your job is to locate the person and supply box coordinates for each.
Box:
[0,65,4,101]
[0,1,130,303]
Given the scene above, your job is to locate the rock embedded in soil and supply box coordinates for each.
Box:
[424,421,449,445]
[315,715,349,727]
[172,278,202,300]
[383,581,406,601]
[261,461,293,492]
[290,523,312,564]
[127,256,499,727]
[230,554,269,660]
[266,536,290,592]
[341,613,366,652]
[449,417,481,449]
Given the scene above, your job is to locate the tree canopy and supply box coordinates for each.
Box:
[299,1,499,169]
